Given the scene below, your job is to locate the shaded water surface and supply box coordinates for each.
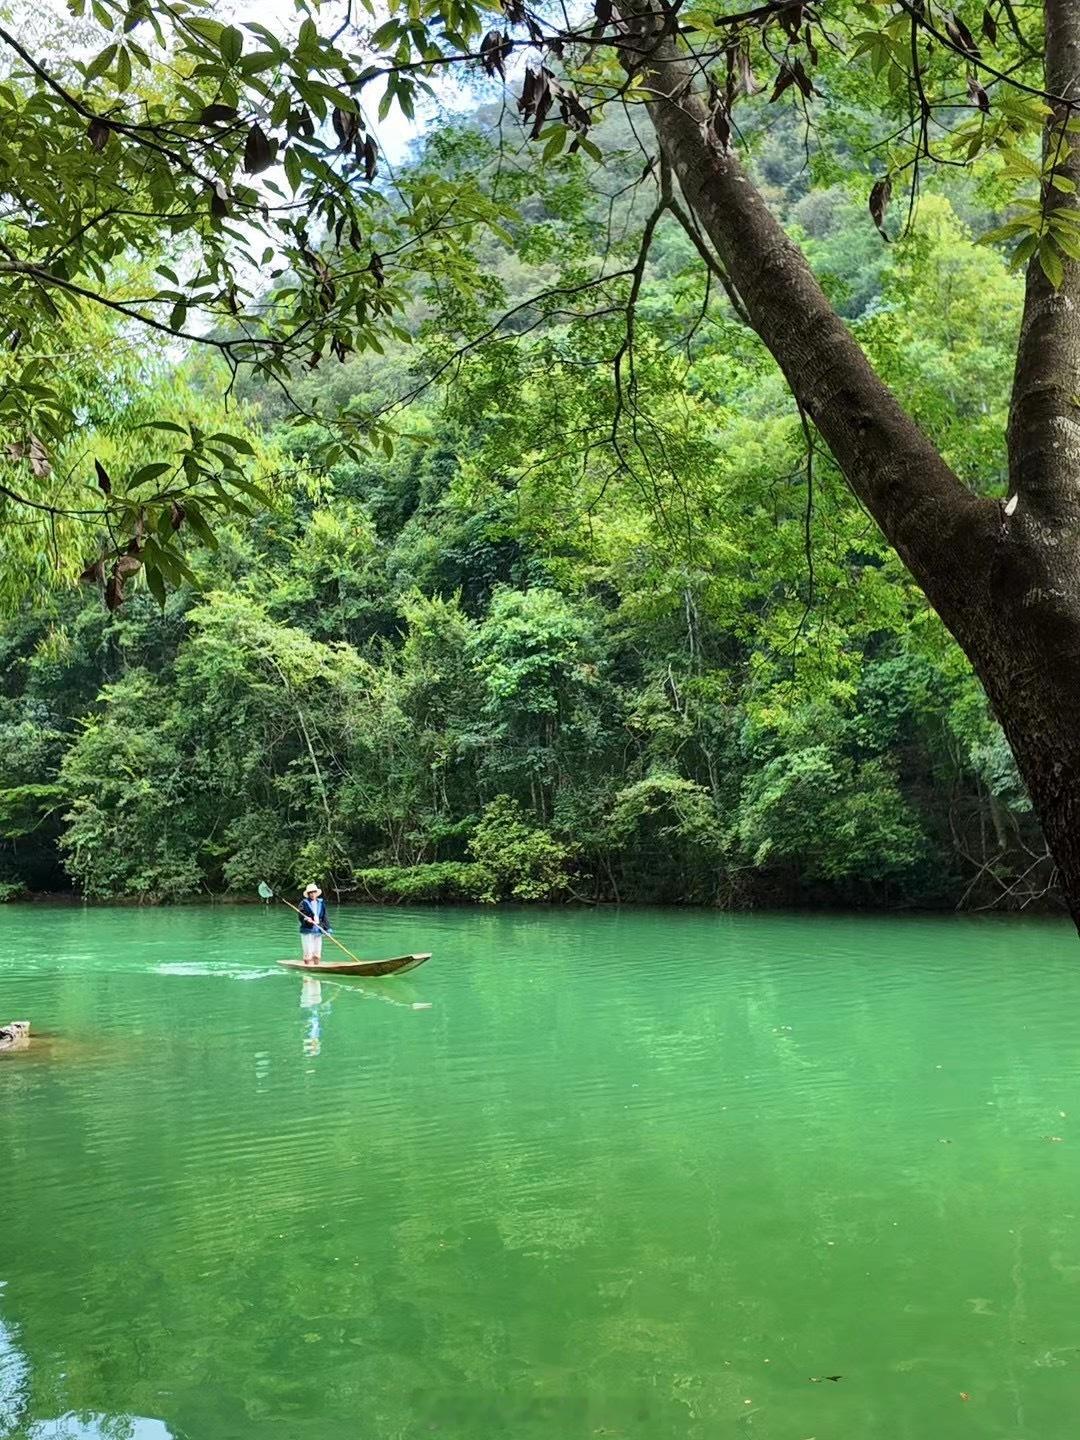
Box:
[2,904,1080,1438]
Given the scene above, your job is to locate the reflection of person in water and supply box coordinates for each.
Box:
[300,975,332,1057]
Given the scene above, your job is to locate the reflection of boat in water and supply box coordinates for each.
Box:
[278,953,431,978]
[293,972,428,1013]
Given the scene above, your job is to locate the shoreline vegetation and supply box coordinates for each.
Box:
[0,110,1057,918]
[1,888,1065,921]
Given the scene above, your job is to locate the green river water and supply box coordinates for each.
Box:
[2,904,1080,1439]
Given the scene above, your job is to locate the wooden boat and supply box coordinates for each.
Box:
[278,953,431,978]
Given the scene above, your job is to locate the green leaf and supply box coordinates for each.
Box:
[129,462,173,488]
[115,45,132,92]
[200,103,238,123]
[542,128,566,163]
[370,20,402,46]
[244,22,284,48]
[220,25,244,63]
[85,44,117,81]
[206,432,256,455]
[1001,236,1033,272]
[979,219,1036,245]
[1000,145,1041,179]
[1039,236,1065,288]
[186,17,225,45]
[143,540,182,584]
[145,564,167,607]
[1052,227,1080,263]
[224,474,271,505]
[238,51,281,76]
[183,501,219,549]
[283,146,302,194]
[162,549,199,586]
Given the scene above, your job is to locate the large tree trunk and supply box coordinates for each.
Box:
[989,0,1080,926]
[622,2,1080,927]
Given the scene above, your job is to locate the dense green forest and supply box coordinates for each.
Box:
[0,105,1054,912]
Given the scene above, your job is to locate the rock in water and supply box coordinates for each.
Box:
[0,1021,29,1052]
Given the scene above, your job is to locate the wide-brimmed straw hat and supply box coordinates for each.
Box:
[303,882,320,895]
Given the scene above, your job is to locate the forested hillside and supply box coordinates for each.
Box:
[0,108,1053,911]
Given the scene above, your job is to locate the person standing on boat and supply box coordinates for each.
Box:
[298,883,331,965]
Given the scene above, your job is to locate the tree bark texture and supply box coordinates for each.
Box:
[621,3,1080,929]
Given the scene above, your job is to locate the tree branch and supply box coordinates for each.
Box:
[0,261,271,356]
[620,3,996,634]
[894,0,1066,104]
[0,25,214,181]
[0,481,106,519]
[665,190,750,323]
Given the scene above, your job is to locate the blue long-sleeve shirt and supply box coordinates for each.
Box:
[298,897,330,933]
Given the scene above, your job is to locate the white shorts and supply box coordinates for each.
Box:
[301,931,323,961]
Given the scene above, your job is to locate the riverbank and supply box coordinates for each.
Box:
[3,883,1067,919]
